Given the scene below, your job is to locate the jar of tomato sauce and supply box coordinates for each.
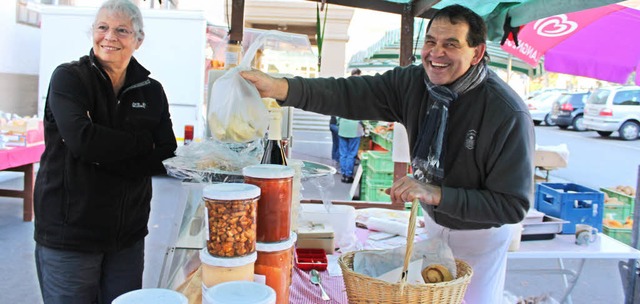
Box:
[242,164,294,243]
[255,233,296,304]
[203,183,260,257]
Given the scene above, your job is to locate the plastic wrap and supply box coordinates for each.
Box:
[163,139,263,183]
[353,237,456,284]
[163,141,337,184]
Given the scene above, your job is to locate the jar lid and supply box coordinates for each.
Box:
[202,183,260,200]
[256,232,297,252]
[243,164,295,179]
[203,281,276,304]
[200,249,257,267]
[112,288,187,304]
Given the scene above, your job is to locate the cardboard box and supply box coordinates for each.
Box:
[296,222,335,254]
[534,145,569,169]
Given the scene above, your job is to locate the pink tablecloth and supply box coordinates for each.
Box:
[289,267,348,304]
[289,227,426,303]
[0,144,44,170]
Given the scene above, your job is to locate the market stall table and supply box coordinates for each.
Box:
[508,233,640,304]
[152,174,640,303]
[0,144,44,221]
[287,230,640,304]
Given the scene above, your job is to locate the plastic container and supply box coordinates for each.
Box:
[365,163,394,181]
[363,150,393,172]
[535,183,604,234]
[255,233,296,304]
[224,40,242,69]
[112,288,187,304]
[243,164,295,242]
[203,183,260,257]
[603,224,632,245]
[299,203,356,250]
[200,249,257,289]
[295,248,328,271]
[362,178,392,202]
[203,281,276,304]
[287,159,304,231]
[601,187,634,221]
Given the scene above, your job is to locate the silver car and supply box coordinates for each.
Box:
[527,91,566,126]
[583,86,640,140]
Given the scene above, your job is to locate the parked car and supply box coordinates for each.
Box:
[583,86,640,140]
[527,90,567,126]
[527,88,566,100]
[550,91,591,131]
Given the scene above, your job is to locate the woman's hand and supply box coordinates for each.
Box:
[385,175,442,206]
[239,69,289,100]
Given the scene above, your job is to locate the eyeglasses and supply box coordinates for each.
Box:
[93,24,134,38]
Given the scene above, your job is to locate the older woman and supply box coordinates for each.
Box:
[33,0,177,303]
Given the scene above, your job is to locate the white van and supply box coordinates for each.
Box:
[583,86,640,140]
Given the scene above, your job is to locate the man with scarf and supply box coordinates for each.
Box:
[241,4,534,303]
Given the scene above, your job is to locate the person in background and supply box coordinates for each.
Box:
[337,117,363,183]
[336,68,364,183]
[33,0,177,303]
[241,4,533,303]
[329,115,340,169]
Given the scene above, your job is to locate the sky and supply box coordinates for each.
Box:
[345,9,401,60]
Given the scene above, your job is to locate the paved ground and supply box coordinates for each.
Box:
[0,139,634,303]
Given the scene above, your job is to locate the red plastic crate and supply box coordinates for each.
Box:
[295,248,328,271]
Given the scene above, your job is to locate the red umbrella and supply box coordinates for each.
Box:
[501,1,640,85]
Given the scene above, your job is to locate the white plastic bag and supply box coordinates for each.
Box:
[207,35,272,142]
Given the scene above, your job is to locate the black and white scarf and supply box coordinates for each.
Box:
[411,62,488,185]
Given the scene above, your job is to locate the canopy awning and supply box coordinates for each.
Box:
[348,24,543,77]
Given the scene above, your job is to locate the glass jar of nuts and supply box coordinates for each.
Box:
[203,183,260,257]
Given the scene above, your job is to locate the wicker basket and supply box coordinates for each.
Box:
[339,201,473,304]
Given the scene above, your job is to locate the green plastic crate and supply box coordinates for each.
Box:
[601,187,634,221]
[370,132,392,151]
[604,203,632,222]
[603,224,632,246]
[363,150,393,173]
[362,178,392,202]
[359,153,369,185]
[359,152,369,169]
[365,163,393,181]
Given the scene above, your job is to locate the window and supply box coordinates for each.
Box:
[588,89,610,105]
[16,0,41,27]
[16,0,73,28]
[613,90,640,106]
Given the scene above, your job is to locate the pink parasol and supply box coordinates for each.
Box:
[501,2,640,85]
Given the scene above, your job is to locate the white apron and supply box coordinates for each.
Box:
[424,215,512,304]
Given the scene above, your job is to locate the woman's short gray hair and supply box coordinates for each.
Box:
[95,0,145,41]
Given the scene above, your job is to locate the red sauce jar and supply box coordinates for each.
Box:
[243,164,294,243]
[255,233,296,304]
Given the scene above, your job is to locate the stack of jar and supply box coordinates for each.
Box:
[200,183,260,300]
[243,164,296,304]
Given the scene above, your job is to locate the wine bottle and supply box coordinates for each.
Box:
[261,107,287,165]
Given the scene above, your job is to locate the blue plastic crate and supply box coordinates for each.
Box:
[535,183,604,234]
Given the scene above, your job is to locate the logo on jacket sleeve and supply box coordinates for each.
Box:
[132,102,147,109]
[464,130,477,150]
